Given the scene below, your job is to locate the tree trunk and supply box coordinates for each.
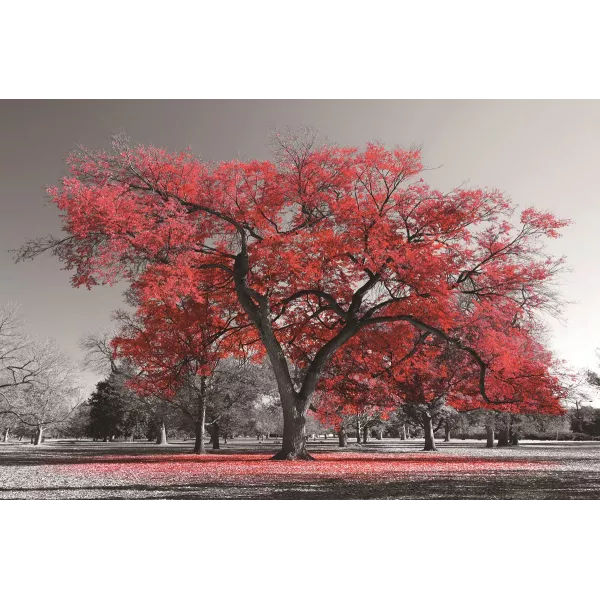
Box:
[234,237,362,460]
[423,413,437,451]
[211,422,220,450]
[194,418,206,453]
[271,395,313,460]
[362,426,369,444]
[497,428,510,447]
[33,426,43,446]
[444,420,451,442]
[2,427,9,443]
[193,376,207,454]
[511,431,519,446]
[401,424,407,440]
[376,429,383,440]
[486,425,495,448]
[155,421,168,445]
[338,425,347,447]
[129,434,135,442]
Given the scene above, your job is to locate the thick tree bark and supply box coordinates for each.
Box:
[510,431,519,446]
[497,428,510,447]
[256,340,317,459]
[272,395,313,460]
[444,420,451,442]
[155,421,168,445]
[376,429,383,440]
[362,426,369,444]
[401,424,407,440]
[423,412,437,451]
[33,426,43,446]
[338,425,347,447]
[2,427,9,443]
[211,422,220,450]
[486,425,495,448]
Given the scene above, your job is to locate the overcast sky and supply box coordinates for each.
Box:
[1,100,599,393]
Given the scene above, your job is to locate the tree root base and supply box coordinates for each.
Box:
[270,450,316,461]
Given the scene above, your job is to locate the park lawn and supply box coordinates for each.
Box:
[0,439,599,499]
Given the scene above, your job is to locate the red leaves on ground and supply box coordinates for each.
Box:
[52,452,550,487]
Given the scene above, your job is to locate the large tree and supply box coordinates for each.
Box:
[17,133,569,459]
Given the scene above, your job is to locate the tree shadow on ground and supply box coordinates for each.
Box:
[1,471,599,499]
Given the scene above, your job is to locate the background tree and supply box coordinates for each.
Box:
[250,393,284,441]
[315,338,398,446]
[439,405,460,442]
[519,412,571,440]
[203,358,275,449]
[81,330,174,444]
[1,304,68,397]
[111,276,247,454]
[88,377,128,441]
[60,402,92,439]
[385,341,474,451]
[0,412,19,443]
[1,339,82,444]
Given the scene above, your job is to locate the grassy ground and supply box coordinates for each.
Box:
[1,438,599,499]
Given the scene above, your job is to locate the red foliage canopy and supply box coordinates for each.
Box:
[317,320,565,430]
[110,276,247,398]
